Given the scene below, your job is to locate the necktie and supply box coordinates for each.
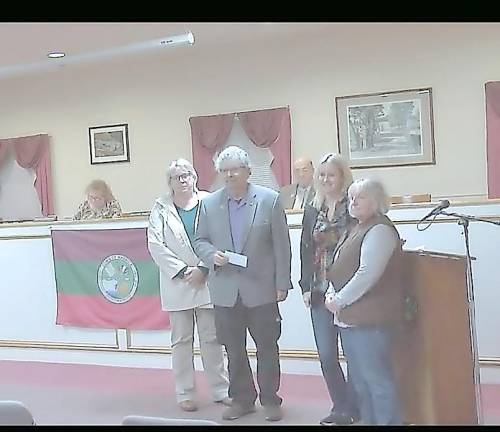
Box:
[293,187,306,210]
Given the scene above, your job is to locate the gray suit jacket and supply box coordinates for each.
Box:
[279,183,315,210]
[193,183,292,308]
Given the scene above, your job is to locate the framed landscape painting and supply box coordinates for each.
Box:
[89,124,130,165]
[335,88,435,168]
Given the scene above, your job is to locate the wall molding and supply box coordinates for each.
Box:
[0,234,51,241]
[1,338,499,369]
[0,331,120,351]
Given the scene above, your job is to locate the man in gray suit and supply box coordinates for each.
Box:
[279,157,315,210]
[194,146,292,422]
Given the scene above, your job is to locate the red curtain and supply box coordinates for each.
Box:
[238,107,291,186]
[486,82,500,198]
[0,134,54,215]
[190,107,292,190]
[189,114,234,190]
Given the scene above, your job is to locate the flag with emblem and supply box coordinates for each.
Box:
[52,227,170,330]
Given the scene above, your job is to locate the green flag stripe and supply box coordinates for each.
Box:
[54,260,160,297]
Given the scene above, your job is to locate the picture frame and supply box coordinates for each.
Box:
[335,88,435,168]
[89,123,130,165]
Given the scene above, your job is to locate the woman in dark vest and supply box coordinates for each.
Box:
[299,153,358,425]
[325,178,404,425]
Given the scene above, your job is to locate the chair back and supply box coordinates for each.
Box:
[122,415,219,425]
[0,401,35,425]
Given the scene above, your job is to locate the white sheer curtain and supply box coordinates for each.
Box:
[210,116,279,192]
[0,151,42,220]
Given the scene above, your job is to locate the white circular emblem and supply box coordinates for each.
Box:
[97,255,138,304]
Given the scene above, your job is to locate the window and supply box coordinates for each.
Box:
[210,116,279,192]
[0,150,42,220]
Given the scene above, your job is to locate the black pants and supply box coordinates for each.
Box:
[214,298,282,408]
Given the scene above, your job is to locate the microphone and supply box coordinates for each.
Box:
[419,200,450,222]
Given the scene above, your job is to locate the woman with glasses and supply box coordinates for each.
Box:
[147,158,230,412]
[73,179,122,220]
[299,153,358,425]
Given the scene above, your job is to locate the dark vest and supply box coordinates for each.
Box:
[326,214,404,326]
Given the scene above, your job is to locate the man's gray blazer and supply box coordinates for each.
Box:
[193,183,292,308]
[279,183,315,210]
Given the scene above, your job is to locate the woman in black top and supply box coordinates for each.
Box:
[299,153,358,425]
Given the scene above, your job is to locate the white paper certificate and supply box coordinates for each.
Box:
[224,251,248,268]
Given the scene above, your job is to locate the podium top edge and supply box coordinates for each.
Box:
[403,249,475,260]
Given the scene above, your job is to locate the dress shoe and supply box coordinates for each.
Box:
[178,400,198,412]
[263,405,283,421]
[215,397,232,407]
[222,403,256,420]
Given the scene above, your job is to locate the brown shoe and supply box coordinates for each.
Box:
[222,403,256,420]
[263,405,283,421]
[215,397,232,407]
[178,400,198,412]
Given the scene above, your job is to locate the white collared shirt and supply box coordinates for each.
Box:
[292,185,311,210]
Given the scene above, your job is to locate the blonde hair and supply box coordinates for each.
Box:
[312,153,353,210]
[85,179,114,203]
[166,158,199,196]
[348,178,390,215]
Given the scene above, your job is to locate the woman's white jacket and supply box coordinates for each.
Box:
[147,191,212,312]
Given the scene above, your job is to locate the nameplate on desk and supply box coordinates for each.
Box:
[225,251,248,268]
[34,216,57,222]
[0,218,34,224]
[122,211,150,217]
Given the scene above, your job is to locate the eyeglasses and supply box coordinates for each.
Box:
[320,153,335,164]
[171,173,192,182]
[88,194,105,201]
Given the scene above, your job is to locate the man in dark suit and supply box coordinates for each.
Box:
[279,157,315,210]
[194,146,292,422]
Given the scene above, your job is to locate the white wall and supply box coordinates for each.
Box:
[2,204,500,384]
[0,23,499,216]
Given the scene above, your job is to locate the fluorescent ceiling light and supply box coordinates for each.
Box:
[0,31,195,79]
[160,31,195,46]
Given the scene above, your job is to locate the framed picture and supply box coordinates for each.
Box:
[89,123,130,165]
[335,88,435,168]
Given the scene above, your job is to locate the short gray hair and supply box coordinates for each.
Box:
[348,178,390,215]
[165,158,198,195]
[312,153,353,210]
[214,146,251,172]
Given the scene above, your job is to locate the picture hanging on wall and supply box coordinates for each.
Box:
[335,88,435,168]
[89,123,130,165]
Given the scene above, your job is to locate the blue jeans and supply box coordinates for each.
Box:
[310,292,358,416]
[339,326,402,425]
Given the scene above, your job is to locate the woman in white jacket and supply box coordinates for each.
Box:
[147,158,230,412]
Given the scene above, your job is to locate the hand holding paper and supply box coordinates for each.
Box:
[224,251,248,268]
[214,251,229,267]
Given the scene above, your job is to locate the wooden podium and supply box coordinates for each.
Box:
[392,250,478,425]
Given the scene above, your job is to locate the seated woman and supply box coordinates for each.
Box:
[325,178,404,425]
[73,179,122,220]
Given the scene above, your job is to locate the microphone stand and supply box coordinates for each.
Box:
[434,210,500,424]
